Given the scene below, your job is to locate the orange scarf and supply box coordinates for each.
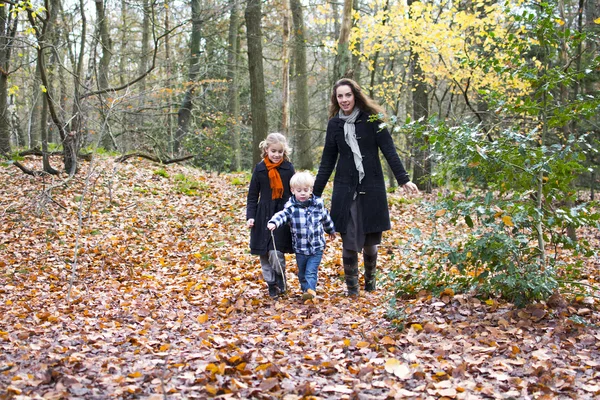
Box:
[264,157,284,199]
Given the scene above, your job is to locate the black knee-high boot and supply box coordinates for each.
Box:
[363,250,378,292]
[343,253,359,296]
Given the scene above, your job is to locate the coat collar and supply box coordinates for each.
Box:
[290,194,316,208]
[255,160,292,172]
[332,109,369,127]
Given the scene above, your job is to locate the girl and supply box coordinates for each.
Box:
[246,133,295,298]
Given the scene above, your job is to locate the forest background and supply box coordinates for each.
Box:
[1,0,600,397]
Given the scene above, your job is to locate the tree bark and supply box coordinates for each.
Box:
[290,0,312,169]
[368,0,389,98]
[245,0,269,165]
[407,0,430,192]
[334,0,354,81]
[281,0,291,135]
[0,3,15,154]
[165,0,174,156]
[174,0,203,155]
[96,0,114,150]
[95,0,112,92]
[351,0,361,83]
[227,0,242,171]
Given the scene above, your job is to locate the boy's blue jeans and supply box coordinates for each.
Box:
[296,251,323,292]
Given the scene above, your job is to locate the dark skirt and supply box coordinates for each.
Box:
[341,196,382,252]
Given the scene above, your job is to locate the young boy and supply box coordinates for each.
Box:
[267,171,336,300]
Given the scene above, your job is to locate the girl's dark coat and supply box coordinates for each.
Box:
[314,110,410,234]
[246,160,295,255]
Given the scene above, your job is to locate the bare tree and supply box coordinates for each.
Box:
[0,2,17,154]
[333,0,353,80]
[95,0,115,150]
[245,0,269,165]
[290,0,312,169]
[408,0,431,192]
[281,0,291,135]
[174,0,203,155]
[227,0,242,171]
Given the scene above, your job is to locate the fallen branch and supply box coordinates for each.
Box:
[115,153,196,164]
[12,160,48,177]
[18,148,93,161]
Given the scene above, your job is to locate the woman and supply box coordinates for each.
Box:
[313,78,419,296]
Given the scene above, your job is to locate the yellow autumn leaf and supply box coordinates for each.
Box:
[205,363,220,374]
[411,323,423,332]
[595,17,600,24]
[128,371,143,378]
[197,314,208,323]
[205,384,218,395]
[502,215,514,227]
[343,339,351,346]
[255,363,272,372]
[40,85,47,93]
[159,343,170,352]
[384,358,412,380]
[356,341,369,348]
[380,336,396,345]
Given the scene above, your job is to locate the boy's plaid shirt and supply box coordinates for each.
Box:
[269,195,335,255]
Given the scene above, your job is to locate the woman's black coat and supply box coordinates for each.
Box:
[246,160,295,255]
[313,110,410,234]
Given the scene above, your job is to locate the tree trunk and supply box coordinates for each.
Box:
[290,0,312,170]
[174,0,203,155]
[351,0,361,84]
[410,53,431,192]
[407,0,431,192]
[165,0,174,157]
[30,62,43,149]
[136,0,150,148]
[333,0,353,81]
[281,0,291,135]
[0,3,14,154]
[96,0,114,150]
[369,0,389,98]
[245,0,269,165]
[330,0,340,87]
[227,0,242,171]
[68,0,86,145]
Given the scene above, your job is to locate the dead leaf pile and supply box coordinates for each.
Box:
[1,156,598,399]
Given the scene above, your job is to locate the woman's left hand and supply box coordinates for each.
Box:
[402,181,420,194]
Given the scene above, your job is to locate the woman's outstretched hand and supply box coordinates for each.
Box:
[402,181,420,194]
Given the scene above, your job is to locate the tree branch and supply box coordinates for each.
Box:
[115,153,196,164]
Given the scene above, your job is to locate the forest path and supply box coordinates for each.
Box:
[1,157,598,399]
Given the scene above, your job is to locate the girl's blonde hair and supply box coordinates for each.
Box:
[290,171,315,189]
[259,132,292,160]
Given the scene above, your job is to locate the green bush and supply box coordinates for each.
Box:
[391,1,599,307]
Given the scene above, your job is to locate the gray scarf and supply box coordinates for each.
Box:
[339,108,364,184]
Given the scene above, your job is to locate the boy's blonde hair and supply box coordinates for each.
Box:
[290,171,315,189]
[259,132,292,160]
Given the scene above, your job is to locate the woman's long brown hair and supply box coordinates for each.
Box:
[328,78,385,119]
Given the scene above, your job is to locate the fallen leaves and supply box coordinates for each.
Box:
[0,156,599,398]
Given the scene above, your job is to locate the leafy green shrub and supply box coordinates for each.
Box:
[173,173,208,196]
[390,1,599,307]
[153,168,169,178]
[395,121,598,307]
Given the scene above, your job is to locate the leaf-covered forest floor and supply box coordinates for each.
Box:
[1,156,599,400]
